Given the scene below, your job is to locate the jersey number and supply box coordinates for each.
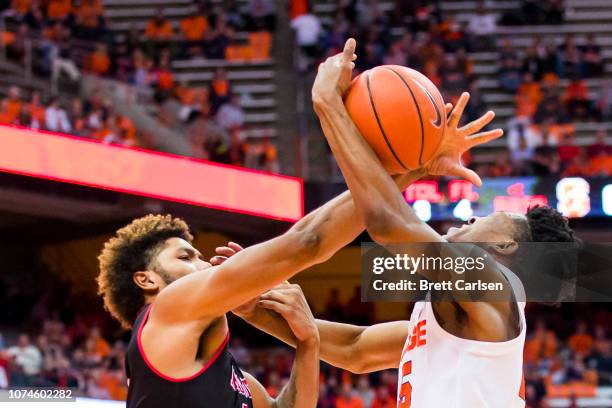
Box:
[398,360,412,408]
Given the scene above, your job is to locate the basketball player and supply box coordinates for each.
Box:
[95,76,454,407]
[228,38,579,407]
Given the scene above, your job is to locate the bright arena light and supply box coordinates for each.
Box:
[603,184,612,216]
[413,199,432,222]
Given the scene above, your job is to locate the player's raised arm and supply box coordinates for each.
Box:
[312,38,503,244]
[151,171,424,325]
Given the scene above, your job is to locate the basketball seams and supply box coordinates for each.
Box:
[384,67,426,166]
[365,70,409,170]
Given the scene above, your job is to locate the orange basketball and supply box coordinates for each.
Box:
[343,65,446,174]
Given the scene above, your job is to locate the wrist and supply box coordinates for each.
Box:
[297,332,320,347]
[312,91,343,110]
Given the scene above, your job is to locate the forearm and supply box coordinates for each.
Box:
[275,339,319,408]
[239,310,365,372]
[313,96,424,234]
[288,168,425,262]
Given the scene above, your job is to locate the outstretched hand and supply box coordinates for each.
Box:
[424,92,504,187]
[312,38,357,105]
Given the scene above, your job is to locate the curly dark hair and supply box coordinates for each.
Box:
[97,214,193,329]
[513,205,579,243]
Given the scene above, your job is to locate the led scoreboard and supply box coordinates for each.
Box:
[403,177,612,222]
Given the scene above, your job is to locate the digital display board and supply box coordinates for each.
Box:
[403,177,612,222]
[0,125,303,222]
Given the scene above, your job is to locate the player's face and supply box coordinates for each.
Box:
[153,237,212,284]
[443,211,524,243]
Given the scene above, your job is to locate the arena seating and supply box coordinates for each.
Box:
[102,0,278,139]
[311,0,612,167]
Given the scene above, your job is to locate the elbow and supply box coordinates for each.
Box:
[344,349,369,375]
[364,208,404,244]
[285,226,324,263]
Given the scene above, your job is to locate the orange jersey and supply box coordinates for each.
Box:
[47,0,72,20]
[145,20,174,40]
[180,16,208,41]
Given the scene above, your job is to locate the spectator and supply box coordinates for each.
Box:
[46,0,72,23]
[75,0,105,40]
[524,320,558,364]
[0,99,14,124]
[559,34,583,79]
[531,128,560,175]
[355,41,383,72]
[6,334,42,385]
[23,3,44,31]
[85,369,112,399]
[89,43,111,76]
[180,7,209,57]
[224,0,245,30]
[581,34,603,78]
[11,0,31,19]
[243,136,279,173]
[587,128,611,158]
[50,25,81,83]
[439,14,467,52]
[68,98,86,137]
[597,80,612,120]
[45,97,71,133]
[463,84,488,124]
[490,151,513,177]
[467,1,497,51]
[565,75,595,121]
[335,382,363,408]
[188,112,230,162]
[534,91,564,124]
[509,130,535,174]
[498,55,522,93]
[539,42,561,78]
[383,39,408,66]
[522,45,543,81]
[206,11,233,59]
[291,10,322,72]
[145,8,174,57]
[28,91,46,129]
[558,132,581,168]
[88,327,111,360]
[0,350,9,389]
[371,385,395,408]
[346,286,373,325]
[5,86,22,124]
[319,382,336,408]
[324,289,345,321]
[175,81,204,121]
[587,326,612,385]
[210,68,231,114]
[247,0,276,32]
[569,322,594,356]
[355,377,374,408]
[154,51,174,102]
[216,94,245,132]
[515,73,542,118]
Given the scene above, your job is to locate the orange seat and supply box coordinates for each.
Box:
[248,31,271,60]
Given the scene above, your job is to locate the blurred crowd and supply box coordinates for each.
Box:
[0,0,279,172]
[0,288,609,408]
[0,84,138,145]
[289,0,611,180]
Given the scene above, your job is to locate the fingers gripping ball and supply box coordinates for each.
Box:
[344,65,446,174]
